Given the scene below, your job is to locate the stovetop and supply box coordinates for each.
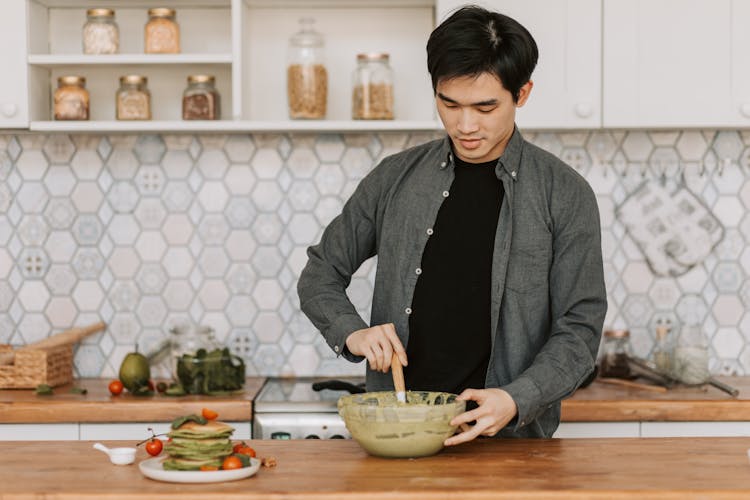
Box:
[254,377,365,413]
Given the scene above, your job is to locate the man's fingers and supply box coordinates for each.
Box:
[383,323,408,366]
[444,422,482,446]
[369,343,385,372]
[450,408,481,427]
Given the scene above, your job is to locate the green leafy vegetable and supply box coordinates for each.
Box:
[171,414,208,429]
[176,348,245,395]
[35,384,53,395]
[69,386,88,395]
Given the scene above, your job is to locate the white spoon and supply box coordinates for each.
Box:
[93,442,136,465]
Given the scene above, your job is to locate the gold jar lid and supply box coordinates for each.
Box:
[119,75,147,85]
[187,75,215,84]
[57,76,86,87]
[357,53,389,61]
[86,8,115,17]
[148,8,176,18]
[604,329,630,339]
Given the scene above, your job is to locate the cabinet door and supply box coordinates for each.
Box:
[435,0,602,129]
[603,0,748,127]
[0,0,28,128]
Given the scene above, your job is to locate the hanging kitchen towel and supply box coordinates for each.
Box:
[616,182,723,277]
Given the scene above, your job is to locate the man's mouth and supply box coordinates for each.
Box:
[457,138,482,150]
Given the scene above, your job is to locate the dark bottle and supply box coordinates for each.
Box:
[599,329,635,379]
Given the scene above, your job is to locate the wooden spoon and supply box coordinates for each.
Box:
[391,352,406,403]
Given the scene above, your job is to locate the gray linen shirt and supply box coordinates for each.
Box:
[297,128,607,438]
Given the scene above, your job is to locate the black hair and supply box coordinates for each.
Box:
[426,5,538,102]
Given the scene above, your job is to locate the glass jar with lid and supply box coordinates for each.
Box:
[116,75,151,120]
[170,324,246,395]
[182,75,221,120]
[145,8,180,54]
[599,329,634,379]
[54,76,89,121]
[287,17,327,119]
[82,8,119,54]
[352,53,394,120]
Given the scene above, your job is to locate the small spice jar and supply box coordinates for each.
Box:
[287,17,327,119]
[182,75,220,120]
[144,8,180,54]
[116,75,151,120]
[82,8,119,54]
[54,76,89,121]
[352,53,394,120]
[599,329,635,379]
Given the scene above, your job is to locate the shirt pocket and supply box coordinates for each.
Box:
[505,246,551,293]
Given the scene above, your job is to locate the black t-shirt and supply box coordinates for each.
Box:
[404,154,504,394]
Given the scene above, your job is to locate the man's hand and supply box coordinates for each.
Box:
[345,323,407,373]
[444,388,517,446]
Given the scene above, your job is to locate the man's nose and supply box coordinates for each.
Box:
[457,109,479,134]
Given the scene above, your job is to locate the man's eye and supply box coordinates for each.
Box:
[477,107,495,114]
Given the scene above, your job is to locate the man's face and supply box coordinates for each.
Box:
[435,73,532,163]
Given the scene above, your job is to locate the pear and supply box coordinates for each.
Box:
[119,348,151,393]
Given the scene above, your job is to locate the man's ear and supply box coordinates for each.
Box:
[516,81,533,107]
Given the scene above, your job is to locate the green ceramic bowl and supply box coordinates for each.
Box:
[337,391,465,458]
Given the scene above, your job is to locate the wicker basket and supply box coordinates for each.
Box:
[0,344,74,389]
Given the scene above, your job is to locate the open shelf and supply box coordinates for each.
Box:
[28,54,234,66]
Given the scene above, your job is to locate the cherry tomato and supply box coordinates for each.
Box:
[147,380,155,391]
[235,445,256,458]
[232,442,245,453]
[145,438,163,456]
[200,465,219,471]
[222,456,243,470]
[108,380,123,396]
[202,408,218,420]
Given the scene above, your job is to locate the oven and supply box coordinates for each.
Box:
[252,377,365,440]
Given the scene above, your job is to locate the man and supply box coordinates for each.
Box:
[297,5,607,442]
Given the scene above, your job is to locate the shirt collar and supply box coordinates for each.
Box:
[438,126,524,182]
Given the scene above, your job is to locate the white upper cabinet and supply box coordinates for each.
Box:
[603,0,750,128]
[435,0,602,129]
[0,0,29,128]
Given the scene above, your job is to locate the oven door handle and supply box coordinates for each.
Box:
[312,380,366,394]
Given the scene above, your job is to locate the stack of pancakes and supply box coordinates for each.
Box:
[163,420,235,471]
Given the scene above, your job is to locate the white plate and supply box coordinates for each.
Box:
[139,456,260,483]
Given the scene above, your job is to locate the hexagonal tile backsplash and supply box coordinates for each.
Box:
[3,130,750,379]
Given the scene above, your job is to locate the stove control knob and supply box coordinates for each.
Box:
[330,434,345,439]
[305,434,320,439]
[271,432,291,440]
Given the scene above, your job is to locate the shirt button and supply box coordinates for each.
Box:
[426,228,434,236]
[334,345,340,353]
[405,307,412,315]
[440,161,447,168]
[415,268,422,275]
[442,191,449,197]
[511,171,517,178]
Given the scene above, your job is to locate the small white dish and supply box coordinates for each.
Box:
[93,442,136,465]
[139,456,260,483]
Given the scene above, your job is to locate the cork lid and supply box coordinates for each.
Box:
[604,329,630,339]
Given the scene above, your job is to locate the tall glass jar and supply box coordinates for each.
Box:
[145,8,180,54]
[599,329,634,379]
[54,76,89,121]
[652,324,675,376]
[352,53,394,120]
[672,325,710,385]
[82,8,119,54]
[287,17,327,119]
[182,75,221,120]
[116,75,151,120]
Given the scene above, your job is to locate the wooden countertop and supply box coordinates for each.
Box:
[562,376,750,421]
[1,376,748,424]
[0,378,265,423]
[1,438,749,499]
